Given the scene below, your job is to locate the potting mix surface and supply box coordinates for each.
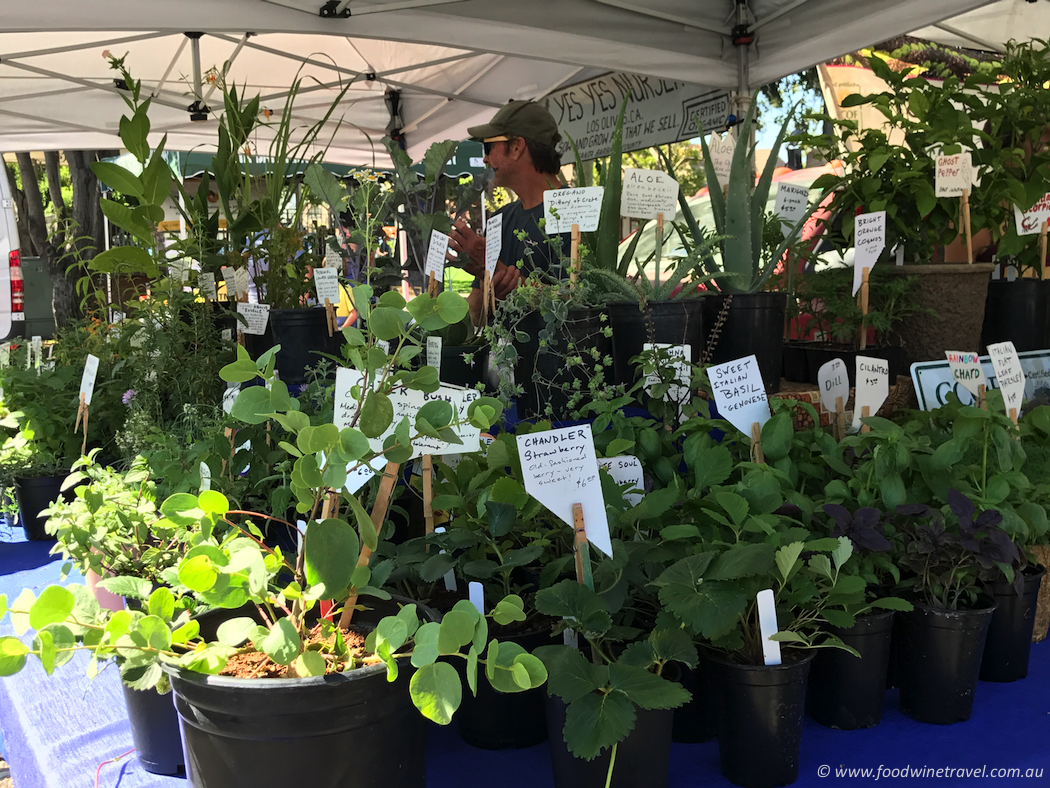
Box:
[0,525,1047,787]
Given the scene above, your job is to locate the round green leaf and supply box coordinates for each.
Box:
[178,554,220,593]
[435,291,468,324]
[260,618,301,666]
[198,490,230,517]
[304,518,360,599]
[230,386,273,425]
[29,586,75,630]
[367,307,406,341]
[409,661,462,725]
[147,588,175,622]
[339,427,370,460]
[0,637,28,676]
[360,391,393,439]
[161,493,206,526]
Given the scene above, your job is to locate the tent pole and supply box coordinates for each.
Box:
[732,0,752,124]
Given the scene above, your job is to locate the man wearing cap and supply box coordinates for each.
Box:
[448,100,570,325]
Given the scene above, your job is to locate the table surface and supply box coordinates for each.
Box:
[1,522,1047,788]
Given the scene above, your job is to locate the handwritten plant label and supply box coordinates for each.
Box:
[236,303,271,336]
[169,259,189,282]
[853,210,886,296]
[621,168,679,220]
[757,588,782,666]
[1013,191,1050,236]
[426,336,442,372]
[598,455,644,506]
[425,230,449,282]
[517,424,611,557]
[987,341,1026,415]
[935,151,973,198]
[817,358,849,412]
[773,182,810,235]
[334,369,480,459]
[79,354,100,406]
[543,187,603,233]
[220,266,236,299]
[709,355,770,435]
[945,351,988,399]
[345,456,387,495]
[233,268,251,300]
[485,212,503,276]
[198,272,218,301]
[707,132,735,184]
[325,246,344,269]
[852,356,889,432]
[313,267,340,303]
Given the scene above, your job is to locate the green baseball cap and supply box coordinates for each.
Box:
[468,100,561,148]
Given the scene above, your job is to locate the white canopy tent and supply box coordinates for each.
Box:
[912,0,1050,52]
[0,0,996,165]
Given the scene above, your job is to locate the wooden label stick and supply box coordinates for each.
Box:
[74,391,86,434]
[1009,407,1019,426]
[422,454,435,540]
[834,395,846,442]
[324,297,334,337]
[962,189,973,265]
[858,266,871,351]
[78,393,89,457]
[860,405,871,433]
[340,461,400,628]
[750,422,765,464]
[481,270,490,327]
[572,502,594,591]
[427,272,437,298]
[1041,220,1048,282]
[655,212,665,291]
[570,223,581,287]
[977,383,987,411]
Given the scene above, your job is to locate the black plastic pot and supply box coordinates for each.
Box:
[456,628,550,749]
[607,299,706,386]
[439,345,489,390]
[667,660,717,744]
[13,474,70,541]
[269,307,344,385]
[897,600,997,724]
[781,341,812,384]
[513,307,612,420]
[708,650,815,788]
[122,684,184,775]
[807,610,895,730]
[980,279,1050,353]
[701,293,787,396]
[980,568,1046,682]
[546,694,673,788]
[164,596,435,788]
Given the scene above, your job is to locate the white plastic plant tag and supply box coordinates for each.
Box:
[425,230,450,282]
[221,328,232,342]
[817,358,849,413]
[598,456,644,506]
[313,267,340,303]
[236,303,271,336]
[853,211,886,296]
[325,246,343,268]
[988,341,1026,416]
[773,182,809,236]
[852,356,890,432]
[621,168,679,220]
[297,520,306,555]
[468,581,485,616]
[434,526,458,592]
[563,628,579,649]
[895,246,904,266]
[222,383,240,414]
[756,588,782,666]
[199,272,218,301]
[543,187,603,233]
[517,424,611,557]
[485,212,503,276]
[220,266,236,298]
[426,336,442,372]
[199,461,211,492]
[1013,192,1050,236]
[708,355,770,436]
[935,151,973,198]
[31,336,42,370]
[1007,265,1018,282]
[945,351,988,399]
[79,354,100,406]
[377,340,391,354]
[708,132,735,184]
[233,267,251,299]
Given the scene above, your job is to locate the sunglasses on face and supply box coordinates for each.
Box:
[483,136,511,155]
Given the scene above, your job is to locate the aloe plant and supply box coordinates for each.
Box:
[697,102,819,294]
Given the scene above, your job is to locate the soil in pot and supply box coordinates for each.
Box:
[13,474,72,541]
[981,279,1050,353]
[701,293,787,396]
[546,694,674,788]
[607,299,705,386]
[122,684,185,775]
[897,600,997,724]
[707,650,815,788]
[807,610,895,730]
[980,567,1047,682]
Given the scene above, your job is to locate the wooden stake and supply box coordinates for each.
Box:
[74,393,89,456]
[481,270,491,327]
[977,383,987,411]
[422,454,435,541]
[834,395,846,441]
[427,272,437,298]
[858,267,870,351]
[572,503,594,591]
[750,422,765,464]
[860,405,871,433]
[1009,407,1019,426]
[1041,220,1048,282]
[339,461,400,628]
[74,392,86,434]
[655,212,665,292]
[570,223,581,287]
[962,189,973,265]
[323,297,335,337]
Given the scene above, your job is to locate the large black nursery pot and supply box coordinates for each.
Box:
[807,610,895,730]
[243,306,342,385]
[701,292,787,396]
[607,299,705,386]
[513,307,612,421]
[545,694,673,788]
[438,345,489,391]
[456,628,550,749]
[122,684,185,775]
[980,568,1046,682]
[163,596,436,788]
[14,474,70,541]
[666,660,717,743]
[708,650,815,788]
[980,279,1050,353]
[897,599,996,724]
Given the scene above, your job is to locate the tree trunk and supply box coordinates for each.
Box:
[44,151,68,224]
[2,159,36,256]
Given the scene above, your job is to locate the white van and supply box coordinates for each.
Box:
[0,170,25,340]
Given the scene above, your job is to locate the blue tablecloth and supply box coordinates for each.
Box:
[1,525,1048,787]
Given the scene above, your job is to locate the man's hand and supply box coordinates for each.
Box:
[491,261,525,299]
[448,216,486,278]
